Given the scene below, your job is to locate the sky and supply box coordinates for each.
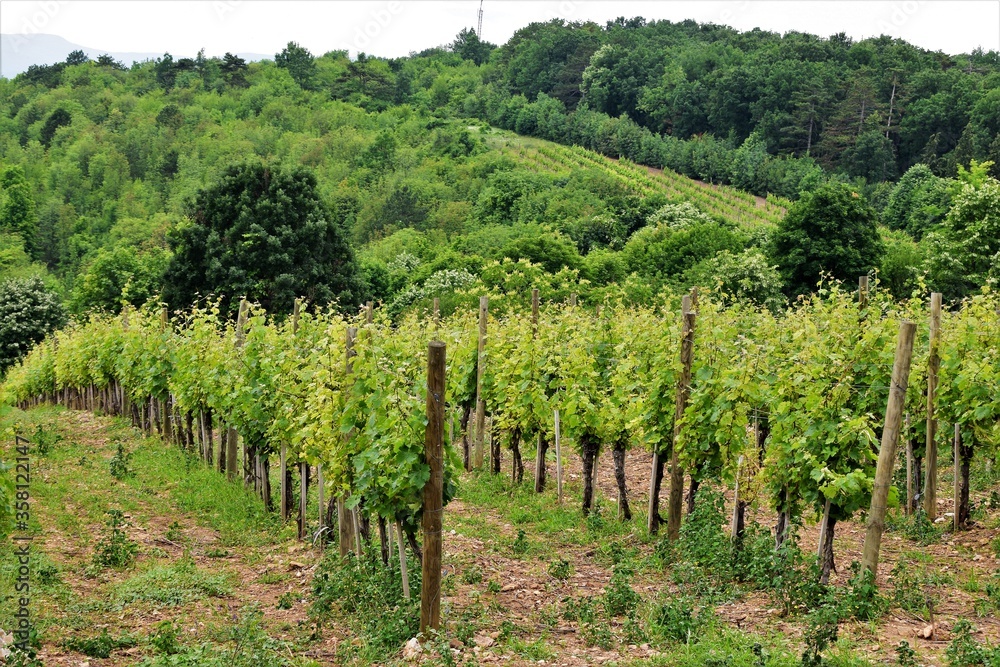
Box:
[1,0,998,60]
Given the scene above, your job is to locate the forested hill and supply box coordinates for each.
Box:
[0,19,998,363]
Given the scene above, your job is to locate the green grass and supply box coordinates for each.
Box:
[113,557,232,607]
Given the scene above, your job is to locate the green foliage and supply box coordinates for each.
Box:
[770,183,884,296]
[69,246,168,314]
[136,608,306,667]
[548,558,572,580]
[108,441,133,480]
[946,619,1000,667]
[30,422,62,455]
[92,509,139,569]
[162,162,365,317]
[311,549,420,662]
[0,276,65,372]
[800,605,839,667]
[895,641,918,667]
[64,629,138,659]
[684,248,786,311]
[114,557,231,605]
[511,528,529,555]
[603,564,641,617]
[647,594,712,645]
[462,563,484,584]
[150,621,181,655]
[839,564,888,622]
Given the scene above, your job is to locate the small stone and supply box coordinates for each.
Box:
[403,637,422,660]
[474,635,495,648]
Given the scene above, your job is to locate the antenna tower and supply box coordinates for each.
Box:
[477,0,484,37]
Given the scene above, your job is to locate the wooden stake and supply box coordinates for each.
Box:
[924,293,942,519]
[339,326,358,557]
[280,443,289,521]
[667,295,696,542]
[569,293,578,307]
[954,423,961,533]
[235,299,249,485]
[280,302,299,522]
[905,413,913,516]
[861,320,916,576]
[432,297,440,323]
[396,521,410,599]
[298,463,308,541]
[474,296,488,468]
[317,463,325,545]
[817,499,831,561]
[531,289,539,334]
[858,275,870,310]
[366,301,374,325]
[420,340,446,635]
[554,409,563,505]
[730,455,744,541]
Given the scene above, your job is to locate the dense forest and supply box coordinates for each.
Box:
[1,18,999,369]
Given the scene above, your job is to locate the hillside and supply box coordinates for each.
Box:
[0,20,997,336]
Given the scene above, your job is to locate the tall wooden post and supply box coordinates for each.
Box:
[905,413,913,516]
[667,295,696,541]
[554,409,563,505]
[858,275,870,309]
[366,301,374,325]
[432,297,440,323]
[569,293,578,307]
[474,296,488,468]
[317,463,325,548]
[924,293,942,519]
[281,299,300,521]
[532,289,547,492]
[298,463,308,541]
[953,423,961,532]
[420,341,446,635]
[227,299,248,482]
[339,326,359,556]
[861,320,916,576]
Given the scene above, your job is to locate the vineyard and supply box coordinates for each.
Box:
[2,283,1000,665]
[492,135,790,229]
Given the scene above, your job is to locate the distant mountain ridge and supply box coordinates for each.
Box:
[0,33,268,79]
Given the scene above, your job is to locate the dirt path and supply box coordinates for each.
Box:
[7,410,333,665]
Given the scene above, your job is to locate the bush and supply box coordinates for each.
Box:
[92,509,139,569]
[647,595,712,645]
[0,276,65,373]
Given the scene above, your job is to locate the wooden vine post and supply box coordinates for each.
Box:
[861,320,917,576]
[667,294,696,541]
[924,292,942,519]
[227,299,248,482]
[339,326,359,556]
[554,409,563,505]
[904,412,913,516]
[531,289,548,492]
[473,296,488,469]
[281,298,300,521]
[858,275,870,309]
[420,341,446,635]
[160,307,173,446]
[953,423,961,532]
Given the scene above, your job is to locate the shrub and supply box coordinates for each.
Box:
[92,509,139,569]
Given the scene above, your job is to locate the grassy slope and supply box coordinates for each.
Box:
[1,406,998,666]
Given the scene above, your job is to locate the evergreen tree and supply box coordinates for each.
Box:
[162,163,365,316]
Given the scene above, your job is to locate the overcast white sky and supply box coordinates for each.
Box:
[1,0,998,59]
